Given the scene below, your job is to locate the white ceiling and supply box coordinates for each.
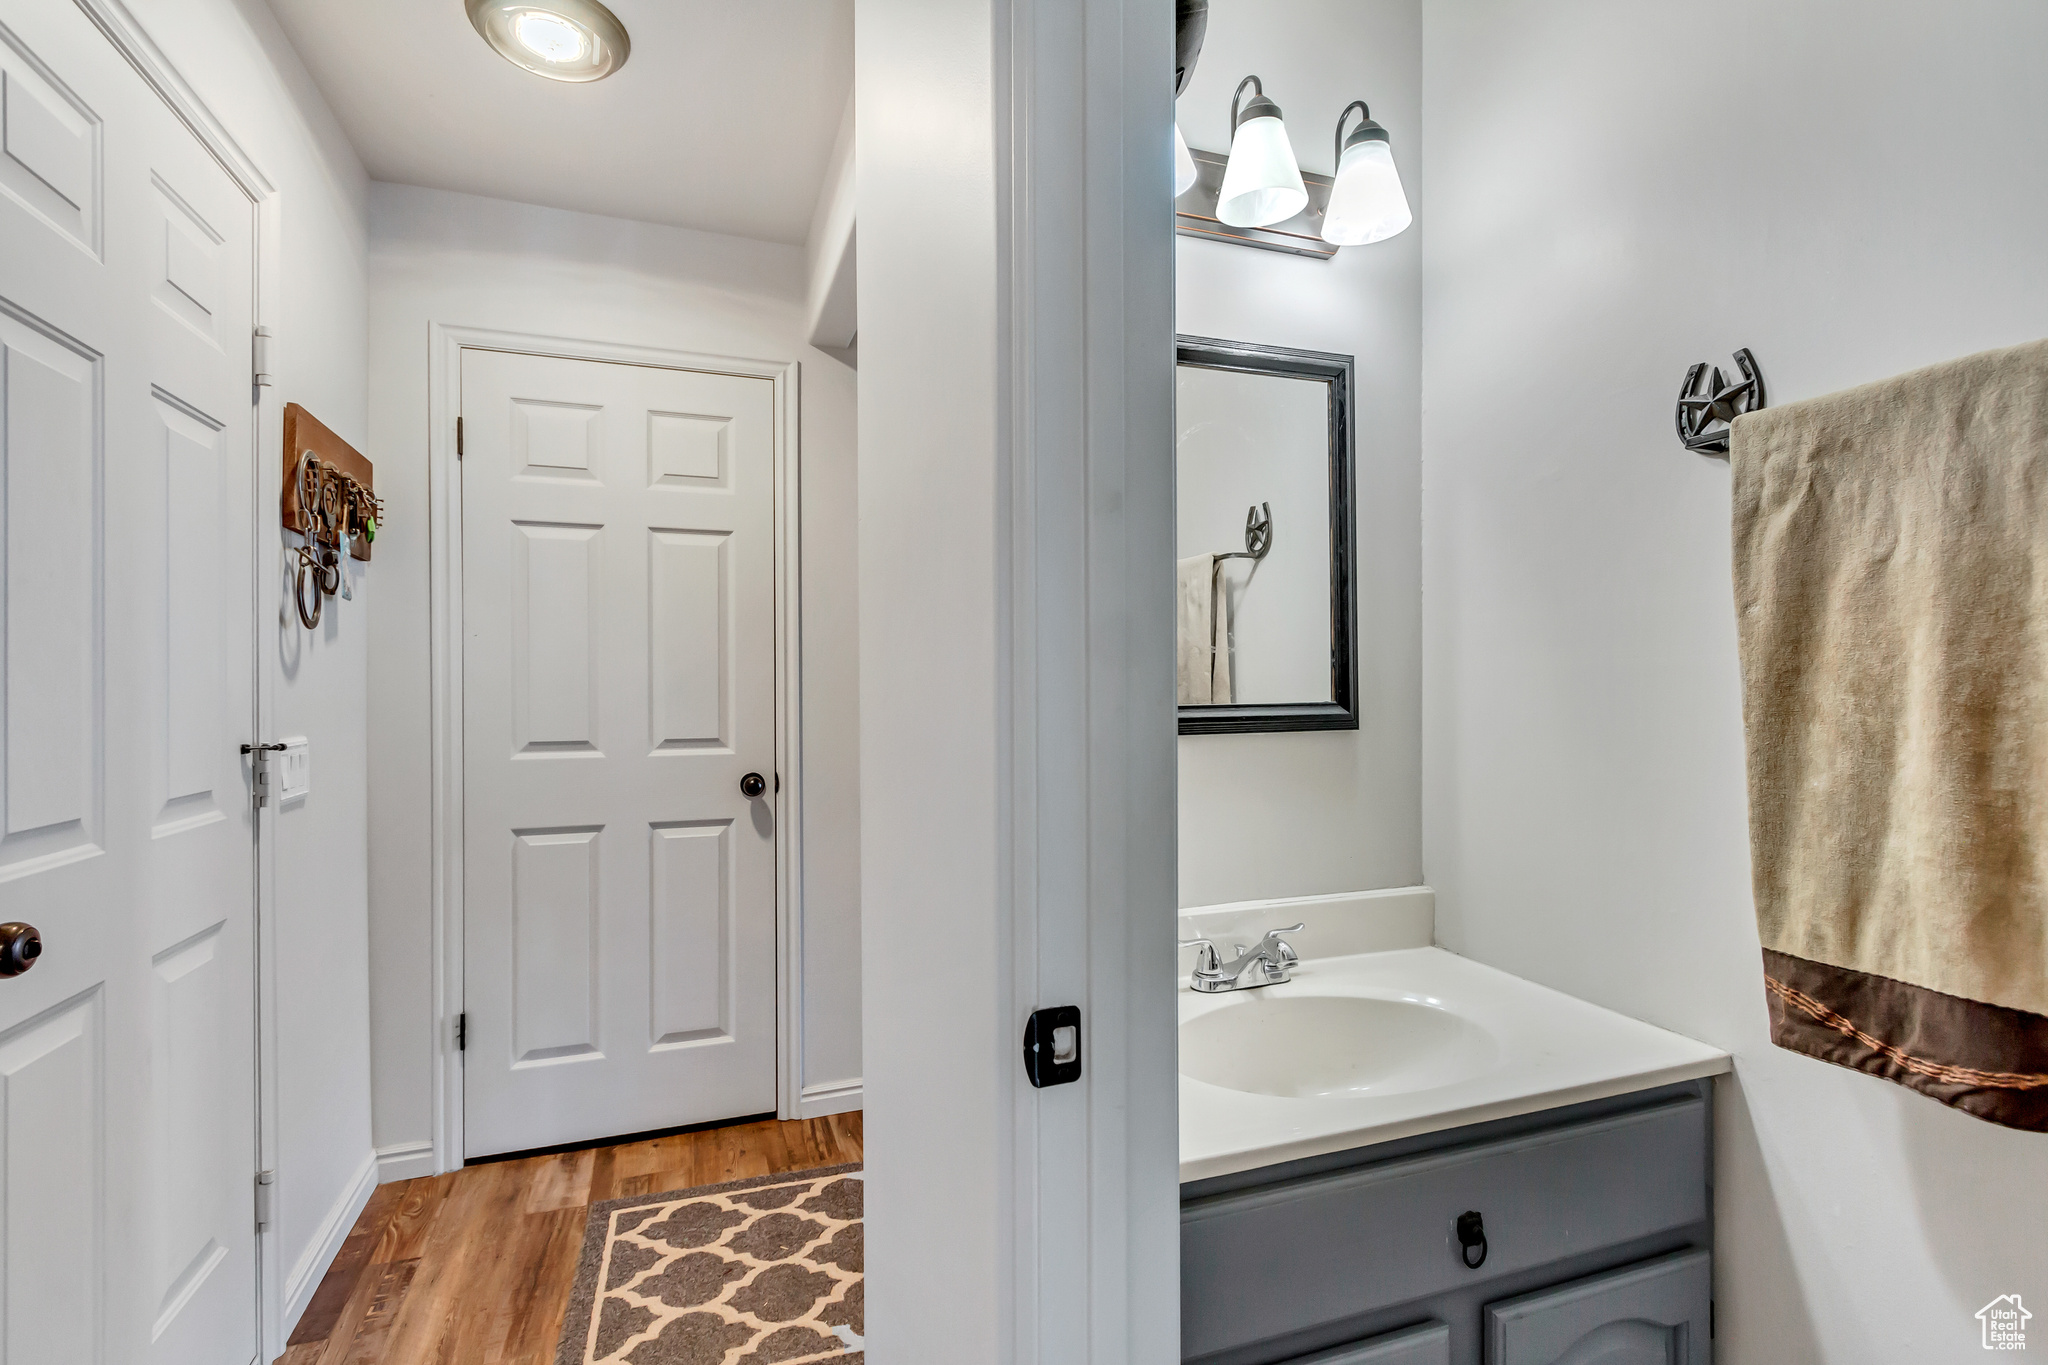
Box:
[266,0,854,246]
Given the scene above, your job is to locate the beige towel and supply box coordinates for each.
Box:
[1732,337,2048,1130]
[1176,555,1231,705]
[1213,564,1232,704]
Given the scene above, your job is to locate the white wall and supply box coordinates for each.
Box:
[1175,0,1423,907]
[129,0,375,1342]
[1420,3,2048,1359]
[854,1,1011,1350]
[364,184,862,1175]
[804,92,857,350]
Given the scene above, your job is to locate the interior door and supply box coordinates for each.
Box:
[461,348,779,1157]
[0,3,259,1364]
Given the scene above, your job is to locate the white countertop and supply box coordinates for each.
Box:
[1178,946,1731,1184]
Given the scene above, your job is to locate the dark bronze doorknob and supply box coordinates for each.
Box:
[0,922,42,977]
[740,772,767,799]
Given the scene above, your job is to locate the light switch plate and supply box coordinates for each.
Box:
[276,736,309,803]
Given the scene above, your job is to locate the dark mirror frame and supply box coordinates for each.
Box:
[1176,335,1358,735]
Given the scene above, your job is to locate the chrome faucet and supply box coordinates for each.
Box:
[1178,924,1304,993]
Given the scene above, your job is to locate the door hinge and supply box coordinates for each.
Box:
[241,742,285,808]
[456,1012,467,1051]
[254,1170,275,1232]
[456,415,464,459]
[252,326,275,388]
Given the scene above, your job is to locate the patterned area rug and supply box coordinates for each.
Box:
[556,1164,863,1365]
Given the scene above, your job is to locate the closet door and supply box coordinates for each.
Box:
[0,2,260,1362]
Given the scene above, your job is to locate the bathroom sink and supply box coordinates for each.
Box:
[1178,992,1499,1099]
[1176,946,1732,1183]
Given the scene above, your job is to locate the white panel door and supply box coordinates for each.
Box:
[462,350,778,1156]
[0,4,258,1364]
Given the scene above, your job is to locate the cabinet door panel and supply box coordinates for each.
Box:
[1484,1249,1710,1365]
[1287,1321,1450,1365]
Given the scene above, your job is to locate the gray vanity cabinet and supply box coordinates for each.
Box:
[1181,1082,1713,1365]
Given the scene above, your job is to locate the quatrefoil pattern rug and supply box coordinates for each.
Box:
[556,1165,863,1365]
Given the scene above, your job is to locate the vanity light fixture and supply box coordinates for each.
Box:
[467,0,631,82]
[1216,76,1308,228]
[1173,0,1207,198]
[1174,122,1199,197]
[1321,101,1412,246]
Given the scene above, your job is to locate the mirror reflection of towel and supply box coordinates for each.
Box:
[1212,563,1232,703]
[1177,554,1232,704]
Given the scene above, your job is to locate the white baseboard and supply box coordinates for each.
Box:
[798,1078,864,1119]
[282,1149,379,1339]
[1177,885,1435,961]
[374,1139,437,1184]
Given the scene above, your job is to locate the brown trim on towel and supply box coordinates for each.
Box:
[1763,949,2048,1132]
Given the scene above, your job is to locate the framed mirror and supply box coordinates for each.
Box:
[1176,335,1357,734]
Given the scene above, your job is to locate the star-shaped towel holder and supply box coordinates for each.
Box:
[1675,348,1766,454]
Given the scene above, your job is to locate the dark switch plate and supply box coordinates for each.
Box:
[1023,1005,1082,1088]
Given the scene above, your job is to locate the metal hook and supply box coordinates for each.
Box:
[1217,502,1272,561]
[1675,348,1766,454]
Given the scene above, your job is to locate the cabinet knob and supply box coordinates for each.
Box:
[740,772,767,799]
[1455,1210,1487,1269]
[0,922,42,978]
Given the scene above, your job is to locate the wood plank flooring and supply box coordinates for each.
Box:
[280,1113,863,1365]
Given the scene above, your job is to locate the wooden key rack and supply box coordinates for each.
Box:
[282,403,381,630]
[282,402,377,561]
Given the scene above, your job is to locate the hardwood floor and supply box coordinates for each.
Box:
[279,1113,863,1365]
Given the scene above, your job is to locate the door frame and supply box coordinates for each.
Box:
[856,0,1180,1358]
[426,324,806,1172]
[61,0,292,1357]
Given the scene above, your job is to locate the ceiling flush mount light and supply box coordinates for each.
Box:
[467,0,630,82]
[1216,76,1308,228]
[1321,101,1412,246]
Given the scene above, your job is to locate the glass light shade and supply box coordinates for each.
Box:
[1174,122,1198,198]
[467,0,630,82]
[1216,114,1308,227]
[1321,137,1412,245]
[513,12,587,62]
